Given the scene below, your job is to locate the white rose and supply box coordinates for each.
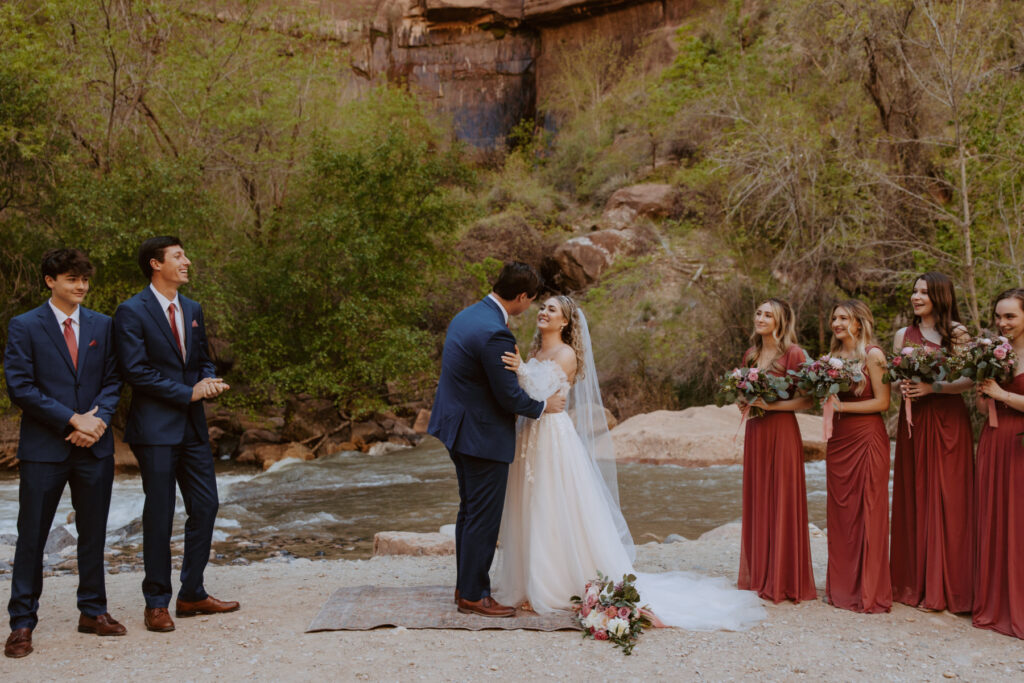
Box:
[980,338,993,345]
[828,357,845,370]
[583,610,606,630]
[607,617,630,637]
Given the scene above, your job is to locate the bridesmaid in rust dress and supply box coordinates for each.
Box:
[890,272,975,613]
[973,288,1024,638]
[737,298,816,603]
[823,300,892,613]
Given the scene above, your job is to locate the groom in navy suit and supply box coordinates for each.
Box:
[4,249,124,658]
[114,236,237,633]
[429,262,565,617]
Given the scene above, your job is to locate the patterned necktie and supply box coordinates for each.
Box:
[167,302,185,359]
[63,318,78,370]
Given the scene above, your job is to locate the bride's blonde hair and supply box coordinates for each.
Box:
[529,295,586,382]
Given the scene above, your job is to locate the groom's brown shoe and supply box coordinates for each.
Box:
[457,596,516,618]
[176,595,240,618]
[4,628,33,658]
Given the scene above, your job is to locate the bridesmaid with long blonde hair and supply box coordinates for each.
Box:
[737,298,816,603]
[823,300,892,613]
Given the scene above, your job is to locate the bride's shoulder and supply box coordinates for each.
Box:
[551,344,577,377]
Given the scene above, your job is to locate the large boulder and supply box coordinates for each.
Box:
[611,404,826,467]
[549,226,655,291]
[603,183,682,227]
[372,531,455,556]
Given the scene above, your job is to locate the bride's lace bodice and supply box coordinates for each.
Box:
[517,358,570,401]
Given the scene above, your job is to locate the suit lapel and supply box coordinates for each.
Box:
[36,305,77,376]
[75,308,94,376]
[141,288,184,366]
[180,296,193,364]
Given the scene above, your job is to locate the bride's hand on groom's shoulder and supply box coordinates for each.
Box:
[502,346,522,373]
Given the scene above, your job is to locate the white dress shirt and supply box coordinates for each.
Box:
[150,284,186,359]
[487,293,510,325]
[48,300,80,345]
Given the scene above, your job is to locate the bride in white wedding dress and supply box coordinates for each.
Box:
[492,295,766,631]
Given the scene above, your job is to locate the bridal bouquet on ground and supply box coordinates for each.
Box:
[882,345,951,436]
[715,367,792,419]
[789,355,866,440]
[950,335,1018,427]
[570,572,652,656]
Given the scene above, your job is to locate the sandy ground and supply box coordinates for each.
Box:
[2,527,1022,682]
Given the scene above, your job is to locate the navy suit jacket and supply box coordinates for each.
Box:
[4,304,122,462]
[428,298,545,463]
[114,288,216,446]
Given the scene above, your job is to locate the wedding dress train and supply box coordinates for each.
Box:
[493,358,766,631]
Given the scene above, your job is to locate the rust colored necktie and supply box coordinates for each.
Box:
[63,318,78,370]
[167,302,185,359]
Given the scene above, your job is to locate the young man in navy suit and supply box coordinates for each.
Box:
[4,249,124,658]
[429,262,566,617]
[114,236,236,633]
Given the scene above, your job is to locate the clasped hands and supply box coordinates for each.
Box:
[191,377,230,402]
[501,346,566,414]
[897,379,935,400]
[67,406,106,447]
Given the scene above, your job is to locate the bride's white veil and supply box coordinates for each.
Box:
[569,310,635,562]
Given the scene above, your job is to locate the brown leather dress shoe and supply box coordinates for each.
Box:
[144,607,175,632]
[175,595,240,618]
[457,596,516,618]
[78,612,127,636]
[4,628,33,658]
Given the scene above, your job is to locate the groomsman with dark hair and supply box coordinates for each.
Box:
[114,236,237,634]
[4,248,124,659]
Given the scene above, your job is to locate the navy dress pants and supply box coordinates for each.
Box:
[449,450,509,602]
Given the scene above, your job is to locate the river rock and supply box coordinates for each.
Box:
[240,428,282,446]
[113,433,138,472]
[413,409,431,434]
[0,543,15,563]
[242,442,316,470]
[0,415,19,470]
[698,521,742,541]
[611,404,826,466]
[351,420,388,451]
[603,183,682,227]
[283,396,341,442]
[372,531,455,556]
[44,526,76,555]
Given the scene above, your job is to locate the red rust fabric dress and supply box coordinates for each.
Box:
[973,372,1024,638]
[825,346,892,613]
[738,344,817,603]
[890,325,975,612]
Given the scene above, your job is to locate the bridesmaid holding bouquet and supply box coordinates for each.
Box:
[973,288,1024,638]
[737,298,816,603]
[823,300,892,613]
[890,272,975,613]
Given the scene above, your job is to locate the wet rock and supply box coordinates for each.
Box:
[283,396,341,442]
[0,543,15,563]
[240,428,282,446]
[44,526,76,555]
[253,442,316,471]
[663,534,689,544]
[372,531,455,557]
[603,183,683,227]
[413,409,431,434]
[351,420,387,451]
[368,441,410,456]
[0,533,18,545]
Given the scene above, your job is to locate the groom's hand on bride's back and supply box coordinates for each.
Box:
[544,392,567,413]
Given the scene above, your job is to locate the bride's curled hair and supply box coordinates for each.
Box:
[529,294,587,382]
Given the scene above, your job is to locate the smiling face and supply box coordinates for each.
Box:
[754,302,778,338]
[151,245,191,289]
[994,297,1024,341]
[910,279,933,318]
[45,272,90,312]
[537,297,567,334]
[831,306,857,343]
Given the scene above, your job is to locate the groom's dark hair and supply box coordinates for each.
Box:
[138,236,183,279]
[492,261,543,300]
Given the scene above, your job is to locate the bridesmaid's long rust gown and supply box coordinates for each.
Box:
[738,344,817,603]
[973,373,1024,638]
[890,325,975,613]
[825,346,892,613]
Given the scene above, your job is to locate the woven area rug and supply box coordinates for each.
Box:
[306,585,579,632]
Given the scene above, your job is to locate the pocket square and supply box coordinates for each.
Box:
[191,320,199,328]
[88,339,98,347]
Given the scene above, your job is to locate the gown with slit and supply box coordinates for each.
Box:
[493,358,766,631]
[973,372,1024,638]
[738,344,817,603]
[824,346,892,613]
[890,325,975,613]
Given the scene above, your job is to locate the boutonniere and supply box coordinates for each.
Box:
[191,320,199,328]
[88,339,98,347]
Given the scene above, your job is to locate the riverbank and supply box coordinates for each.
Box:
[2,525,1020,681]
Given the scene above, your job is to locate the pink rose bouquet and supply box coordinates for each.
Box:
[571,571,651,656]
[951,335,1018,427]
[715,366,792,419]
[882,345,951,437]
[789,355,866,440]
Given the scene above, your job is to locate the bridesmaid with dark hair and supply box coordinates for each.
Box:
[823,300,892,613]
[973,288,1024,638]
[737,298,816,603]
[890,272,975,613]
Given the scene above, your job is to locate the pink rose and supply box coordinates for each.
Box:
[586,596,597,608]
[581,606,591,617]
[594,630,609,641]
[605,606,618,618]
[994,345,1007,360]
[748,368,760,381]
[618,607,631,618]
[827,369,839,378]
[901,346,915,356]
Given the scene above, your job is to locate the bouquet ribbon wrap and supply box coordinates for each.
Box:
[987,396,999,428]
[734,404,752,445]
[904,396,913,438]
[823,399,835,442]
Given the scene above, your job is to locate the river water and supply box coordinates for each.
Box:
[0,438,841,567]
